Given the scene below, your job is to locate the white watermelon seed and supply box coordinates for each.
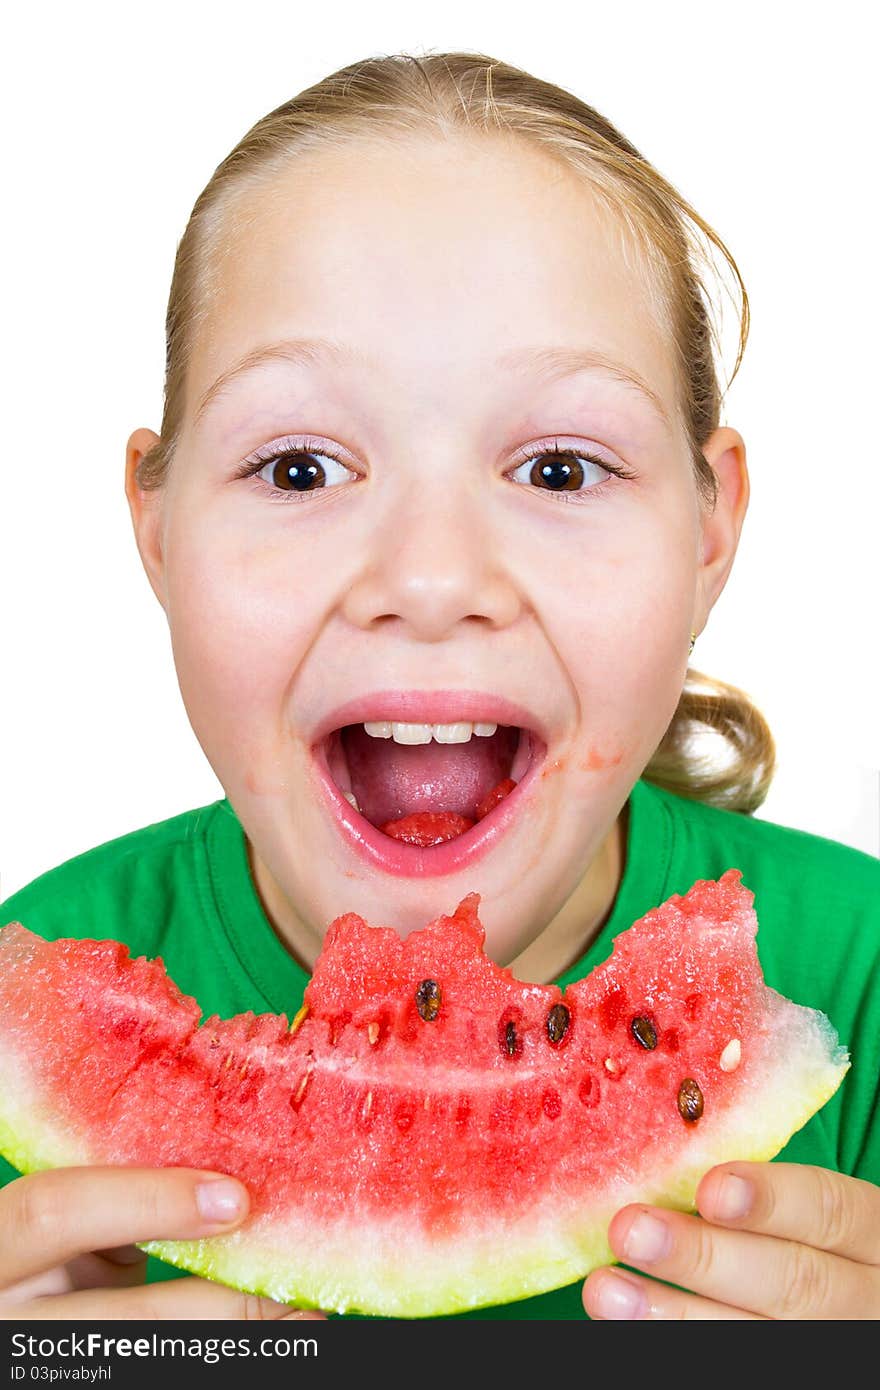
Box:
[290,1065,313,1111]
[719,1038,741,1072]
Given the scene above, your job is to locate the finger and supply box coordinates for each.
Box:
[64,1246,150,1293]
[607,1204,880,1319]
[697,1162,880,1265]
[8,1276,325,1322]
[0,1166,251,1288]
[583,1267,767,1320]
[3,1251,148,1305]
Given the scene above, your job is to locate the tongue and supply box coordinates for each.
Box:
[379,780,519,847]
[341,724,520,828]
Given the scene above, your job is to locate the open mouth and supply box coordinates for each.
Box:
[318,720,539,848]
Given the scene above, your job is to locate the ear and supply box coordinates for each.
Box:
[125,428,168,612]
[692,425,750,637]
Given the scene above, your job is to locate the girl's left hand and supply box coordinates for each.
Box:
[582,1161,880,1319]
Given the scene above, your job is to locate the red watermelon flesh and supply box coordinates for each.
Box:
[0,871,849,1317]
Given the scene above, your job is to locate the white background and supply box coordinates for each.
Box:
[1,0,877,898]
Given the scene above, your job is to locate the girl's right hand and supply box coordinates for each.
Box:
[0,1166,325,1320]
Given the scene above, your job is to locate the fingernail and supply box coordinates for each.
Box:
[196,1178,247,1224]
[715,1173,753,1220]
[622,1211,671,1264]
[592,1272,647,1319]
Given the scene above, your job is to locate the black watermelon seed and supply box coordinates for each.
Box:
[416,979,441,1022]
[631,1015,658,1050]
[498,1014,523,1059]
[677,1077,704,1123]
[546,1003,571,1045]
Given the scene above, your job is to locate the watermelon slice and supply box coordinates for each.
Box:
[0,870,849,1317]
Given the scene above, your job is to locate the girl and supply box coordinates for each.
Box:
[1,50,878,1321]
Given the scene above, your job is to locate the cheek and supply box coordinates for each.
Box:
[529,502,697,760]
[162,517,322,777]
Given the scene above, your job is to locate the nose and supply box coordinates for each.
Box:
[341,474,524,642]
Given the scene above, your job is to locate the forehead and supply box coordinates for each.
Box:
[191,132,677,421]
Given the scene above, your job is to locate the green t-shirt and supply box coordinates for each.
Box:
[1,778,878,1319]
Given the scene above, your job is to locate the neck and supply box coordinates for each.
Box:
[245,802,627,984]
[505,801,627,983]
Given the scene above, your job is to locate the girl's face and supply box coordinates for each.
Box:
[127,133,746,976]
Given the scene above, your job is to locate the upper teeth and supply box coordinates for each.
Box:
[363,720,498,744]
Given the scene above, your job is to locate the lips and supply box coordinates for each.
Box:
[301,689,550,872]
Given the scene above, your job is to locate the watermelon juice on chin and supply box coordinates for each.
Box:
[0,872,849,1318]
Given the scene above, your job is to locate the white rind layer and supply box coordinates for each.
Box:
[0,1006,849,1317]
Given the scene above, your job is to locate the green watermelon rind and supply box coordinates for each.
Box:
[0,998,849,1318]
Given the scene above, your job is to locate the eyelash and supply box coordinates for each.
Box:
[233,434,635,503]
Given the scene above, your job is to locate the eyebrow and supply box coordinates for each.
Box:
[193,335,671,430]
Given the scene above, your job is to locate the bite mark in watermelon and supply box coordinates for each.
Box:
[0,870,849,1317]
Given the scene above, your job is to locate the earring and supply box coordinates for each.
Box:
[689,631,697,655]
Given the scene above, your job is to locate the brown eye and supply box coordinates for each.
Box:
[243,440,358,500]
[529,451,585,491]
[508,446,616,496]
[270,451,327,492]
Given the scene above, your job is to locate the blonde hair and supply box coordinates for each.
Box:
[137,49,775,814]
